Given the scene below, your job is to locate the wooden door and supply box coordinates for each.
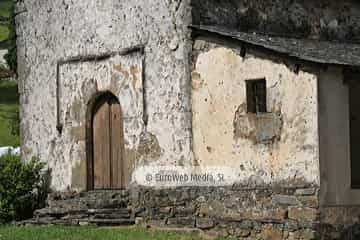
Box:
[92,95,126,189]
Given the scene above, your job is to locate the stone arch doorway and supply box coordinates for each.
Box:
[86,92,129,190]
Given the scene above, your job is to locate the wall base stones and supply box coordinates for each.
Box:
[133,186,319,240]
[317,207,360,240]
[21,186,360,239]
[20,186,324,239]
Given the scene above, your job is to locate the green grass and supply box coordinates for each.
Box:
[0,226,207,240]
[0,0,12,18]
[0,25,9,41]
[0,81,19,147]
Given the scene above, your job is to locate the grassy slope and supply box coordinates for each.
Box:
[0,226,207,240]
[0,25,8,41]
[0,0,11,42]
[0,0,12,18]
[0,81,19,147]
[0,1,19,147]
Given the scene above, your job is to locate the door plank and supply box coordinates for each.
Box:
[93,100,111,189]
[110,101,124,189]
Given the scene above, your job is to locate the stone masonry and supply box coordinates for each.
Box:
[24,186,319,240]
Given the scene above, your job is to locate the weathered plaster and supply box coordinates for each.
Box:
[192,44,319,185]
[234,112,283,144]
[17,0,320,190]
[58,52,144,190]
[16,0,193,191]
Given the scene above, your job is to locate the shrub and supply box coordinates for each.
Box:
[0,154,50,223]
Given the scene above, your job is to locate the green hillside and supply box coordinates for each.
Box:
[0,1,19,147]
[0,0,12,18]
[0,0,12,42]
[0,24,9,41]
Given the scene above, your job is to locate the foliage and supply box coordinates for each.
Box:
[4,0,16,72]
[0,154,50,223]
[0,226,207,240]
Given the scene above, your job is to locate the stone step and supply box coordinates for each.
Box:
[35,207,131,217]
[82,190,130,199]
[89,218,135,226]
[47,198,129,209]
[20,217,135,226]
[60,214,89,221]
[93,213,131,219]
[30,191,134,226]
[89,208,131,219]
[34,208,88,218]
[87,208,130,215]
[47,190,130,202]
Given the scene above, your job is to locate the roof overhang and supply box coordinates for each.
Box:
[190,25,360,69]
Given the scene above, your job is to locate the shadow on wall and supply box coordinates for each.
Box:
[316,223,360,239]
[340,224,360,239]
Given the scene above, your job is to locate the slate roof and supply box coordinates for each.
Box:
[191,25,360,68]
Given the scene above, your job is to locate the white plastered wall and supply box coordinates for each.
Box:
[192,45,320,186]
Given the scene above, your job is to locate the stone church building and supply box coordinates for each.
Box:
[16,0,360,239]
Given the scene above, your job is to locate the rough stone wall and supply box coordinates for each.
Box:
[191,40,320,186]
[319,207,360,239]
[28,186,360,239]
[29,186,320,240]
[15,0,193,191]
[192,0,360,43]
[134,186,319,240]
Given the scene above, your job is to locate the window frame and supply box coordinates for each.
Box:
[246,78,267,114]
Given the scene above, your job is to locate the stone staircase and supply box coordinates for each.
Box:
[21,190,135,226]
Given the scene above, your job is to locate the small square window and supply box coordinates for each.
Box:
[246,78,267,113]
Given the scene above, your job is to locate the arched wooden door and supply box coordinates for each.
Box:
[92,93,127,189]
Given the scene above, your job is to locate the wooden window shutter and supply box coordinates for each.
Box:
[246,79,266,113]
[246,80,256,113]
